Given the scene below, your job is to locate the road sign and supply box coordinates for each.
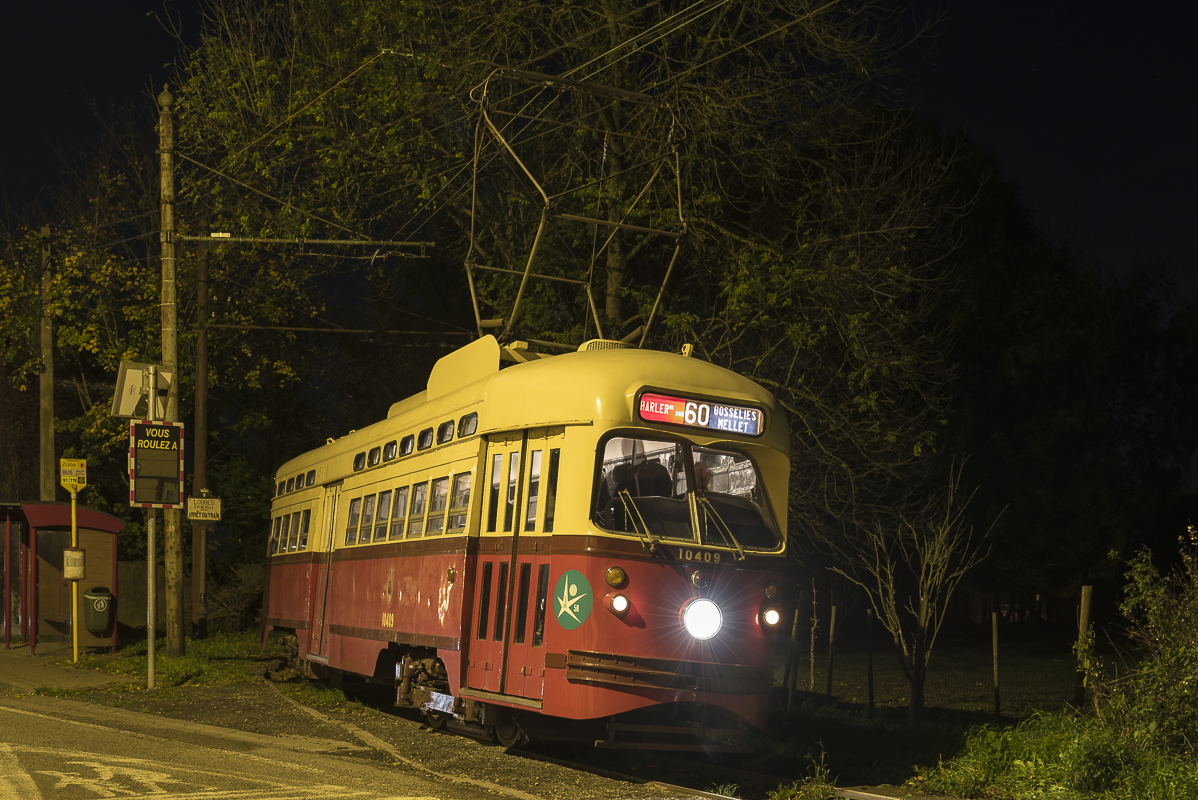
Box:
[129,421,185,509]
[187,496,222,521]
[60,458,87,492]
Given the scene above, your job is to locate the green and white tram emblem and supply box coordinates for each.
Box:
[553,570,593,630]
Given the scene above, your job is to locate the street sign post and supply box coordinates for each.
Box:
[59,458,86,662]
[186,495,222,522]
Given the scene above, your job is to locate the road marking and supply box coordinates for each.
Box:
[0,744,42,800]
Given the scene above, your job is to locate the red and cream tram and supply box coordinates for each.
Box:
[263,336,789,748]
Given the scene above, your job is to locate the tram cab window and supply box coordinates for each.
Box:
[345,497,363,545]
[399,435,415,457]
[593,435,780,550]
[436,421,454,445]
[407,482,428,537]
[388,486,409,539]
[594,436,688,538]
[382,440,398,462]
[448,473,472,530]
[417,428,434,451]
[358,494,377,544]
[427,477,449,534]
[374,490,392,541]
[691,446,779,549]
[367,447,382,468]
[458,413,478,438]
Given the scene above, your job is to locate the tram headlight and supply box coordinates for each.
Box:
[761,607,782,627]
[605,592,630,619]
[681,597,722,640]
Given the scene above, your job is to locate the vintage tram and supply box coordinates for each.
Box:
[263,336,789,749]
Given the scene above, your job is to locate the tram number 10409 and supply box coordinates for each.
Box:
[679,549,721,563]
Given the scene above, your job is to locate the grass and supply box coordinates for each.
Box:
[58,629,287,688]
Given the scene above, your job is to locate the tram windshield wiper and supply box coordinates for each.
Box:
[618,489,658,554]
[698,495,746,561]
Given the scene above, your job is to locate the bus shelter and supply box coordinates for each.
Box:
[2,501,124,654]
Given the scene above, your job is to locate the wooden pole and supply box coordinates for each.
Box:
[158,85,185,659]
[825,604,838,698]
[866,608,875,715]
[191,219,210,639]
[992,610,1000,718]
[39,226,54,503]
[1074,585,1093,707]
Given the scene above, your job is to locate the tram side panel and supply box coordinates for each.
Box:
[318,447,485,681]
[264,499,319,639]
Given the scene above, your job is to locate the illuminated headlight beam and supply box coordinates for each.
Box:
[681,598,722,640]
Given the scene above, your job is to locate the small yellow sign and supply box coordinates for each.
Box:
[60,458,87,492]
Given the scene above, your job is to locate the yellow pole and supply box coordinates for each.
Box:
[71,489,78,663]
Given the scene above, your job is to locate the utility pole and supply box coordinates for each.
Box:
[39,226,54,502]
[191,219,210,639]
[159,85,185,658]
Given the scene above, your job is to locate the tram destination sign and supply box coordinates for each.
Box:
[638,392,763,436]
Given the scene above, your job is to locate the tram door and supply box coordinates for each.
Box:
[307,483,340,659]
[465,428,560,699]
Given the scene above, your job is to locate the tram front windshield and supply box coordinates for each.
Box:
[592,435,780,550]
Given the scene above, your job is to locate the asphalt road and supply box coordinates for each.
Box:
[0,694,496,800]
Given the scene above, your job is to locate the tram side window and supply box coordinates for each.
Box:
[306,470,316,487]
[426,478,449,535]
[458,412,478,438]
[447,473,471,530]
[367,447,382,468]
[436,420,454,445]
[513,562,532,644]
[417,428,434,451]
[344,497,362,545]
[544,449,560,532]
[399,435,414,457]
[294,473,304,489]
[374,490,392,541]
[268,516,282,555]
[296,509,311,550]
[532,564,550,646]
[407,482,428,537]
[286,477,295,493]
[382,440,398,462]
[353,452,366,471]
[358,494,377,544]
[388,486,409,540]
[524,450,542,531]
[493,562,509,641]
[476,563,493,640]
[277,514,292,554]
[285,512,298,551]
[486,454,502,533]
[504,453,520,532]
[276,481,285,497]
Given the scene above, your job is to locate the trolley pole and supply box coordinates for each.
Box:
[158,85,186,659]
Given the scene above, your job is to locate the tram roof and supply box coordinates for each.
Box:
[278,337,788,478]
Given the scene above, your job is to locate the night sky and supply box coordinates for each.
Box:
[2,1,1194,301]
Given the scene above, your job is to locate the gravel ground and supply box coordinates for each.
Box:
[24,677,717,800]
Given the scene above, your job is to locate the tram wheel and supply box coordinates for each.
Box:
[425,711,448,731]
[494,721,528,750]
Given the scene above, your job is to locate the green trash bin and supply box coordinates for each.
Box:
[83,587,114,635]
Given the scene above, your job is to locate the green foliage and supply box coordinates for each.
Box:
[1083,531,1198,756]
[766,754,838,800]
[62,630,284,688]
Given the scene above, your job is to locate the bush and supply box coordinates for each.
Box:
[1085,527,1198,756]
